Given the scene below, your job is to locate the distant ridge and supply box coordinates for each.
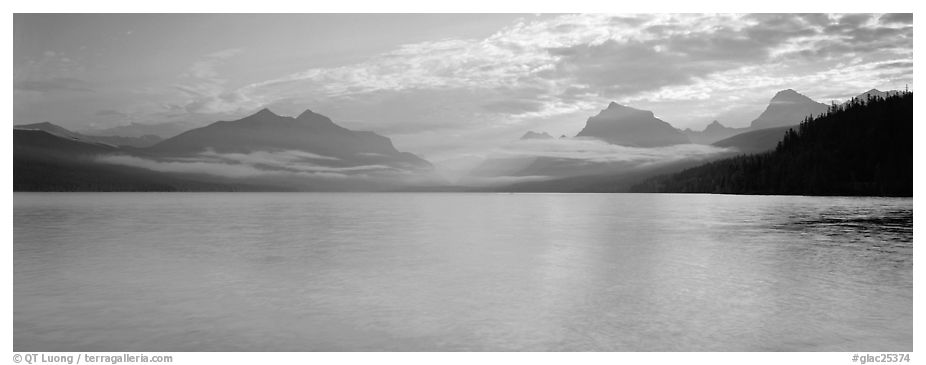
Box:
[15,122,163,148]
[13,108,438,191]
[147,108,432,171]
[683,120,744,145]
[748,89,828,129]
[520,131,554,140]
[81,121,195,139]
[711,126,792,154]
[848,89,902,104]
[13,129,243,191]
[575,102,690,147]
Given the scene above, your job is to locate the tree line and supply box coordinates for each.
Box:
[630,92,912,196]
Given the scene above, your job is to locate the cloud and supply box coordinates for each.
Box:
[879,13,912,25]
[230,13,910,138]
[184,48,244,79]
[97,154,292,179]
[197,149,396,173]
[241,14,789,101]
[95,109,128,118]
[14,77,93,93]
[170,48,260,115]
[95,149,407,182]
[494,138,730,165]
[875,61,913,70]
[481,99,545,114]
[200,149,340,163]
[94,148,449,190]
[453,138,733,186]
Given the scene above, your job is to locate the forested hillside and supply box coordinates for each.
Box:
[631,92,912,196]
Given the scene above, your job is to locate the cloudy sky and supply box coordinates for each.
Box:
[14,13,913,162]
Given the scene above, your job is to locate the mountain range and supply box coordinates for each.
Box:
[147,108,432,171]
[14,88,907,194]
[632,92,911,196]
[513,89,831,155]
[707,89,899,154]
[15,122,163,148]
[682,120,741,145]
[80,121,197,139]
[678,89,830,146]
[465,88,901,191]
[15,108,434,191]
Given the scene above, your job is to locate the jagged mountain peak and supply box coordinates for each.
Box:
[704,120,726,130]
[296,109,340,127]
[296,109,321,119]
[770,89,817,104]
[576,102,689,147]
[252,108,280,118]
[749,89,828,129]
[596,101,655,119]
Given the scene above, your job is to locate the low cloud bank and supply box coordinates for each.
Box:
[95,149,411,182]
[96,154,351,180]
[93,142,730,189]
[453,138,734,187]
[493,138,731,164]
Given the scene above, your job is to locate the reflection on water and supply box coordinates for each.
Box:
[14,193,912,351]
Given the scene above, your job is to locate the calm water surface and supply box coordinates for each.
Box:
[14,193,912,351]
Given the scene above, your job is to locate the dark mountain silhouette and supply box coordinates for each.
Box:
[496,90,830,182]
[147,108,431,171]
[14,108,437,191]
[81,121,195,139]
[748,89,828,129]
[14,129,245,191]
[631,92,912,196]
[575,102,690,147]
[15,122,89,141]
[683,120,745,144]
[705,88,893,153]
[711,126,792,154]
[86,134,162,148]
[15,129,117,156]
[15,122,162,147]
[520,131,554,140]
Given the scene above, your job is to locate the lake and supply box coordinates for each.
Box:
[13,193,913,351]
